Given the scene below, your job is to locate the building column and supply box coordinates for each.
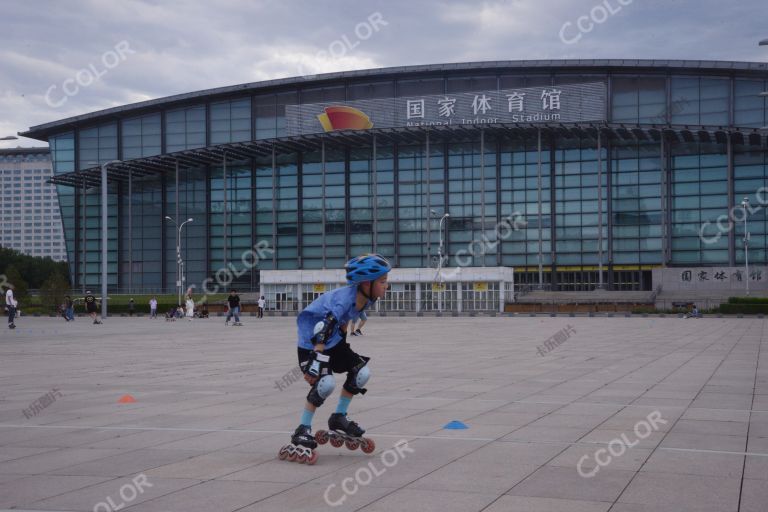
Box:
[372,134,378,253]
[271,145,277,267]
[727,132,735,266]
[222,151,228,271]
[480,129,486,267]
[537,127,543,288]
[128,168,132,294]
[457,281,462,313]
[549,132,557,291]
[426,130,431,266]
[606,137,614,290]
[597,129,604,289]
[81,177,86,293]
[321,138,326,269]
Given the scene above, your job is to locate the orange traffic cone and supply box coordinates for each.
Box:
[118,394,137,403]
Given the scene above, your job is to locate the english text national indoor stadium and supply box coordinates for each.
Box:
[21,60,768,312]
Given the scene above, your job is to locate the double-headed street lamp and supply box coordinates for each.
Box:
[741,197,751,296]
[430,209,450,271]
[165,216,193,306]
[430,209,450,312]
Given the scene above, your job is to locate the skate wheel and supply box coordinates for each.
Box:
[287,450,299,462]
[278,446,290,460]
[330,436,344,448]
[297,451,308,464]
[361,438,376,454]
[307,450,319,465]
[315,430,328,445]
[345,439,360,451]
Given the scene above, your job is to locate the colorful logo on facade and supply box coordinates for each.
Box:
[317,106,373,132]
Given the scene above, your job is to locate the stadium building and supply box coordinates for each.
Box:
[20,60,768,310]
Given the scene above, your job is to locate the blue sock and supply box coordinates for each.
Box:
[335,396,352,415]
[300,408,314,427]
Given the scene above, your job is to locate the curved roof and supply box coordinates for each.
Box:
[21,59,768,140]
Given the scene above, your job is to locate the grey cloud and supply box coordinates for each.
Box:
[0,0,766,147]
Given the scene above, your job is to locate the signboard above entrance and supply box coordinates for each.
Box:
[285,81,606,136]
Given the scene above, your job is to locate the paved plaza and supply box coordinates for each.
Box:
[0,314,766,511]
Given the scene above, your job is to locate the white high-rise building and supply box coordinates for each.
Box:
[0,147,67,262]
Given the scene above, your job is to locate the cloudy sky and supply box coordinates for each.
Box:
[1,0,766,148]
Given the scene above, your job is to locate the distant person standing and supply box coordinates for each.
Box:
[84,290,101,324]
[185,294,195,322]
[5,284,16,330]
[128,298,135,317]
[64,295,75,322]
[225,289,242,326]
[149,297,158,319]
[258,295,266,318]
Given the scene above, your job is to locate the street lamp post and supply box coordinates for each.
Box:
[165,216,193,306]
[741,197,750,296]
[430,210,450,312]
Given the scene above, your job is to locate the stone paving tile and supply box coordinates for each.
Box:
[482,495,612,512]
[640,449,744,477]
[0,474,110,508]
[354,488,500,512]
[123,480,293,512]
[0,447,124,475]
[616,472,742,512]
[47,448,203,477]
[0,316,765,511]
[739,478,768,512]
[28,476,202,512]
[508,465,636,502]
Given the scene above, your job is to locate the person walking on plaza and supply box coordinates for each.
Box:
[149,297,158,319]
[84,290,101,324]
[349,310,368,336]
[185,294,195,322]
[128,298,135,317]
[5,284,16,330]
[258,295,266,318]
[225,289,242,326]
[64,295,75,322]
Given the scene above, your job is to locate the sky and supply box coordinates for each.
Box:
[0,0,766,148]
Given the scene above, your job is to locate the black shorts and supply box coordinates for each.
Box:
[297,337,368,375]
[86,305,97,313]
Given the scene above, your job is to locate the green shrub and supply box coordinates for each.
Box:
[727,297,768,305]
[718,303,768,314]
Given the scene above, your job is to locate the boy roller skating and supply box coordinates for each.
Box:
[278,254,391,465]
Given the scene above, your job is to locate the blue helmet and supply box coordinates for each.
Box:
[345,254,392,284]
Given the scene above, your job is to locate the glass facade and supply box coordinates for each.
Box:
[40,65,767,292]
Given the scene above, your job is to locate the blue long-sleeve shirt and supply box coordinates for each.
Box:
[297,286,367,350]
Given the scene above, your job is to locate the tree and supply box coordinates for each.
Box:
[2,265,28,304]
[41,272,71,312]
[0,247,69,289]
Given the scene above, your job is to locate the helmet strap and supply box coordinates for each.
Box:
[358,281,377,304]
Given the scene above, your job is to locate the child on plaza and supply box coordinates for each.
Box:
[348,310,368,336]
[279,254,391,464]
